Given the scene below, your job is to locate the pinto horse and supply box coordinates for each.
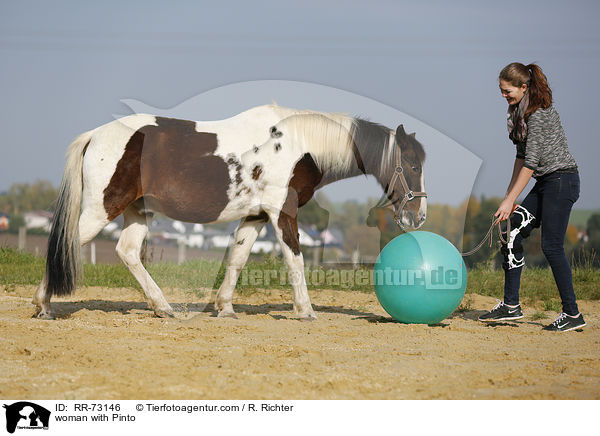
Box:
[34,104,426,320]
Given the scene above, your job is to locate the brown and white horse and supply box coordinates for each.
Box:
[34,104,426,320]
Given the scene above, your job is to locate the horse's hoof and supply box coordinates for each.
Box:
[155,309,176,318]
[34,311,55,320]
[217,311,238,319]
[298,314,317,322]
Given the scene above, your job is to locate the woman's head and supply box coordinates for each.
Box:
[499,79,527,106]
[499,62,553,117]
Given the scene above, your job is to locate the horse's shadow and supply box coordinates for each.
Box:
[43,301,485,327]
[45,300,151,319]
[42,302,518,327]
[42,300,380,321]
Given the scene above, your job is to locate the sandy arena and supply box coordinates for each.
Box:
[1,285,599,399]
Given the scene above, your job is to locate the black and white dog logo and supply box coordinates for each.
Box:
[3,402,50,433]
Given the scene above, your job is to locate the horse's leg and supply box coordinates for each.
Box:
[32,207,109,319]
[215,215,267,318]
[32,278,52,319]
[117,206,174,318]
[268,209,316,321]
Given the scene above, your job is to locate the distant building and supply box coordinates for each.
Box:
[298,226,321,247]
[102,221,122,240]
[143,217,329,253]
[202,222,276,253]
[24,211,53,232]
[320,228,343,247]
[148,218,205,248]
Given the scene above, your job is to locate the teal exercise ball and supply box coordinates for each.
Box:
[374,231,467,324]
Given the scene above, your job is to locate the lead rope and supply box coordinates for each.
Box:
[376,158,512,256]
[460,214,510,257]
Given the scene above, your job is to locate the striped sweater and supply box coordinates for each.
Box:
[515,105,577,178]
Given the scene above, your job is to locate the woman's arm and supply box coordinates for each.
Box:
[506,158,525,196]
[496,110,543,222]
[495,165,534,222]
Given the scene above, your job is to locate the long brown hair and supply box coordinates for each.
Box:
[499,62,552,120]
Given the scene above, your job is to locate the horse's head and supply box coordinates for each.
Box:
[380,124,427,230]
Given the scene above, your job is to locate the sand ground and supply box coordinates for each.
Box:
[1,285,599,399]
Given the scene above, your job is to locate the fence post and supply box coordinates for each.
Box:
[312,246,320,267]
[18,226,26,251]
[178,239,186,265]
[352,246,360,269]
[90,242,96,265]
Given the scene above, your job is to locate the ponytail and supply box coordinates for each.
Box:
[525,63,552,118]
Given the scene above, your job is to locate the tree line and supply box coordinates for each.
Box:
[2,180,599,267]
[0,180,58,232]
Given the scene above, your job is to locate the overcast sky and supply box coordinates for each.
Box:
[1,0,599,208]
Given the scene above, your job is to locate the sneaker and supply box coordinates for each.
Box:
[542,313,586,332]
[479,300,523,322]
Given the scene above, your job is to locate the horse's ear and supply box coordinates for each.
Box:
[409,132,416,139]
[395,124,407,139]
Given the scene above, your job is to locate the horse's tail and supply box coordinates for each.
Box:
[45,130,93,297]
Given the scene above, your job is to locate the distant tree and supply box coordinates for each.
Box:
[585,214,600,263]
[0,180,58,214]
[565,224,579,246]
[366,206,402,251]
[587,214,600,240]
[462,195,504,267]
[8,214,25,233]
[328,200,371,235]
[344,223,380,259]
[298,198,329,231]
[420,201,468,247]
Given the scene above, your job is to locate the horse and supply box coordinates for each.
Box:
[33,104,427,321]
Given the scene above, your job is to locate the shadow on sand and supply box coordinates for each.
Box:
[39,300,381,321]
[38,301,543,328]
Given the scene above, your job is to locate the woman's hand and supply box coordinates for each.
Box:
[494,198,515,223]
[497,165,533,224]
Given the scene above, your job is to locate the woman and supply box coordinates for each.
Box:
[478,62,586,332]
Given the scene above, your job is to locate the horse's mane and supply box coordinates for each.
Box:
[267,105,426,185]
[349,118,395,177]
[269,105,394,179]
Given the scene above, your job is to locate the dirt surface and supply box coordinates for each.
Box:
[1,285,599,399]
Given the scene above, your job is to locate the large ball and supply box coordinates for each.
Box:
[374,231,467,324]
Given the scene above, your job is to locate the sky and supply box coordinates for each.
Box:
[1,0,599,208]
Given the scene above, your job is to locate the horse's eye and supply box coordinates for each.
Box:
[411,166,420,172]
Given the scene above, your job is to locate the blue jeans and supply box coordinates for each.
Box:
[502,171,580,315]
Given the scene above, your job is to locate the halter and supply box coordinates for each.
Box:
[376,148,427,229]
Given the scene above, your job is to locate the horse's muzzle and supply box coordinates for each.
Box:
[394,209,426,231]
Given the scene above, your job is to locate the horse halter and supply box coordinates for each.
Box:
[377,152,427,230]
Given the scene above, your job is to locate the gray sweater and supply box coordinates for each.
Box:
[515,105,577,178]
